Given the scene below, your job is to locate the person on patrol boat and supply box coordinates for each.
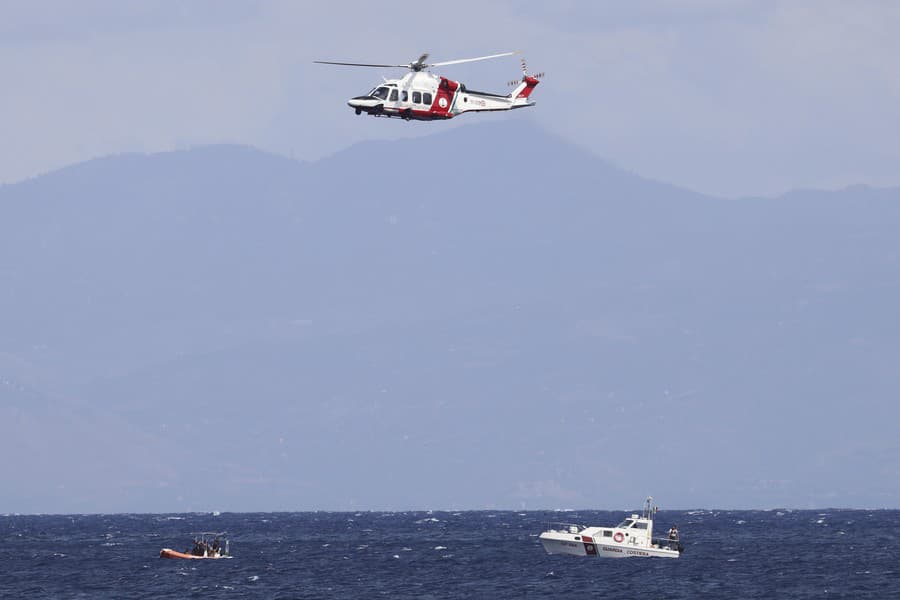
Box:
[668,525,679,542]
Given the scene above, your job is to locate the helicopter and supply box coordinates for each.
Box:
[314,52,542,121]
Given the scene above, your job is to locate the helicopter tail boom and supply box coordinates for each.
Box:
[452,72,539,115]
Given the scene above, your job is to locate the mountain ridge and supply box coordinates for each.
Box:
[2,120,899,513]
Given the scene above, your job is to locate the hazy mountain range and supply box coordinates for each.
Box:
[2,120,899,513]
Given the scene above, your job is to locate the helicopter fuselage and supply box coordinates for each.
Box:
[348,71,538,121]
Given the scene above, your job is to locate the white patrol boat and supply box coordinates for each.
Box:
[539,497,683,559]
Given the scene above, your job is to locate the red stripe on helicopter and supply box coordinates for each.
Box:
[431,77,460,116]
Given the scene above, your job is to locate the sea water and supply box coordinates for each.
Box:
[1,509,897,598]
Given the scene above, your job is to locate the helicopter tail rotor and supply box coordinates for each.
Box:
[508,58,544,87]
[506,58,543,102]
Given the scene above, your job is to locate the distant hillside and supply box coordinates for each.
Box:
[2,121,899,512]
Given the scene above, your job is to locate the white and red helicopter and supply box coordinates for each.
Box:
[314,52,542,121]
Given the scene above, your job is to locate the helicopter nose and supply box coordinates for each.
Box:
[347,96,374,109]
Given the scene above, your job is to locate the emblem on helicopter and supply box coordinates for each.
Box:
[314,52,542,122]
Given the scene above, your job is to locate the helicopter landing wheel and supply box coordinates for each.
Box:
[355,108,361,115]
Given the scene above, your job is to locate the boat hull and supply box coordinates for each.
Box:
[539,531,679,559]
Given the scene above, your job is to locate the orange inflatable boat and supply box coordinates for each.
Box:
[160,532,230,559]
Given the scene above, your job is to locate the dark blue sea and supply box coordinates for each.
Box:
[1,509,897,598]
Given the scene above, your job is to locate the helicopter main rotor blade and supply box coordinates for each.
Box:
[428,52,515,68]
[313,60,408,68]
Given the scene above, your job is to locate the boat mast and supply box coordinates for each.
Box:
[643,496,656,540]
[643,496,654,520]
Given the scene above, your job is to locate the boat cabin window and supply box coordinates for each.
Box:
[602,530,612,537]
[633,522,648,530]
[423,92,433,105]
[389,89,399,101]
[617,519,635,528]
[370,86,390,100]
[412,91,422,104]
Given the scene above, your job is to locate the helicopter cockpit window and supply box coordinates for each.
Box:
[389,89,399,102]
[412,91,422,104]
[370,87,390,100]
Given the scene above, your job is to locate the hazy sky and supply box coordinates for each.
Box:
[2,0,899,197]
